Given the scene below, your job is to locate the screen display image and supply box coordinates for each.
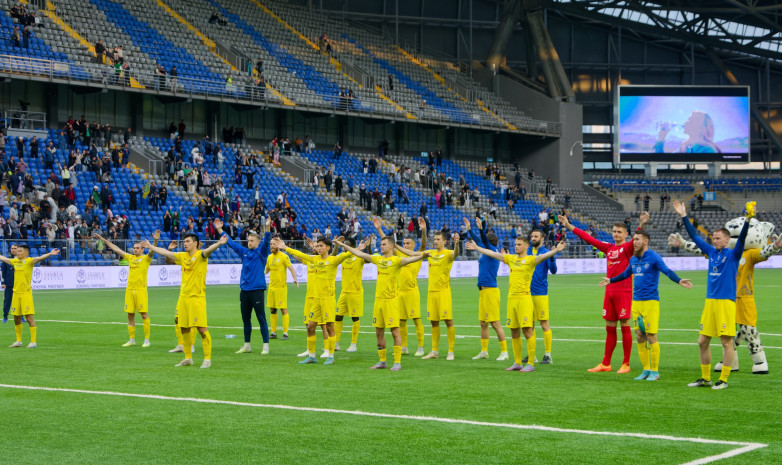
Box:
[617,86,750,163]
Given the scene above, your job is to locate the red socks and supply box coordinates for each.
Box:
[603,326,617,366]
[621,325,633,365]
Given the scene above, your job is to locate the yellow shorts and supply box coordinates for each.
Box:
[337,291,364,317]
[700,299,736,338]
[631,300,660,335]
[398,288,421,320]
[11,292,34,316]
[307,297,336,324]
[176,296,207,328]
[427,290,452,321]
[267,287,288,309]
[124,288,148,314]
[532,295,549,322]
[303,295,314,323]
[506,295,533,329]
[478,287,501,322]
[373,298,400,328]
[736,297,757,327]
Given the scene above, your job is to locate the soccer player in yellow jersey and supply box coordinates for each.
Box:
[373,217,427,356]
[143,233,227,368]
[273,236,350,365]
[296,236,342,358]
[466,237,565,372]
[266,240,298,341]
[2,244,60,348]
[164,240,196,355]
[396,228,459,360]
[96,230,161,348]
[334,236,427,371]
[334,237,371,353]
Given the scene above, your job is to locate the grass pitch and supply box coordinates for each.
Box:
[1,271,781,464]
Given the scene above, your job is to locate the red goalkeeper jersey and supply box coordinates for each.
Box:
[573,228,633,293]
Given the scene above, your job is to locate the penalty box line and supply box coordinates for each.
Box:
[0,383,767,465]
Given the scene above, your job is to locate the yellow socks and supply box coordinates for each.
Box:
[15,323,23,342]
[480,338,489,352]
[431,326,441,352]
[128,325,136,339]
[637,342,651,370]
[334,320,344,344]
[351,321,360,344]
[526,335,536,365]
[499,339,508,353]
[143,318,150,340]
[543,329,552,354]
[650,342,660,371]
[30,326,36,343]
[400,322,408,348]
[329,336,336,353]
[201,331,212,360]
[378,348,387,362]
[446,326,455,352]
[414,319,425,348]
[270,312,278,333]
[701,364,711,382]
[183,331,193,360]
[307,335,316,354]
[512,337,522,365]
[282,313,289,333]
[719,365,732,383]
[175,325,183,346]
[393,345,402,364]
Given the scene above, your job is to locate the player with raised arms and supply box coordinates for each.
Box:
[463,217,508,361]
[674,200,751,390]
[600,230,693,381]
[94,230,161,348]
[373,217,427,356]
[466,237,565,372]
[266,236,299,342]
[334,236,427,371]
[142,233,227,368]
[273,236,350,365]
[334,237,369,353]
[2,245,60,348]
[526,228,558,365]
[559,213,648,373]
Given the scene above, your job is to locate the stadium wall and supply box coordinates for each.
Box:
[28,256,782,290]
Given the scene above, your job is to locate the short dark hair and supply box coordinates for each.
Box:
[184,233,201,245]
[530,228,544,236]
[714,227,730,237]
[486,231,499,247]
[381,236,396,247]
[634,230,650,241]
[613,222,628,231]
[318,237,332,248]
[434,231,447,240]
[18,244,30,251]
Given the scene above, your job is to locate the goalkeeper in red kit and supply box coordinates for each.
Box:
[559,212,648,373]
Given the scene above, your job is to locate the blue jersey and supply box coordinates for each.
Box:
[611,250,681,301]
[468,227,498,288]
[683,215,748,301]
[528,245,557,296]
[224,232,271,291]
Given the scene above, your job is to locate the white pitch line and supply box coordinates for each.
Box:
[34,320,782,349]
[0,383,766,465]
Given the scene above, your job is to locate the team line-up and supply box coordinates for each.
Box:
[3,200,779,388]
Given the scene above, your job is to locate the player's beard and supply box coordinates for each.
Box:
[633,247,644,258]
[530,239,540,248]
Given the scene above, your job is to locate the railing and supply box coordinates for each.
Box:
[0,53,560,136]
[4,109,47,130]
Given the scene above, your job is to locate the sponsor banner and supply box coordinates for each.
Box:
[27,255,782,290]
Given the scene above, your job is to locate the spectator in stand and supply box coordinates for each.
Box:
[333,142,342,159]
[169,66,178,92]
[22,26,30,49]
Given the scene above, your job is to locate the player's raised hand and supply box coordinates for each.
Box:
[463,217,471,229]
[554,241,567,252]
[50,248,60,256]
[140,239,152,248]
[668,233,684,248]
[679,279,693,289]
[265,216,272,229]
[418,216,427,230]
[217,235,229,245]
[558,215,571,228]
[336,235,345,243]
[167,240,177,251]
[213,218,223,229]
[639,211,650,225]
[475,217,483,230]
[452,232,460,242]
[153,229,161,240]
[672,200,686,217]
[464,240,477,250]
[372,217,382,229]
[599,277,611,287]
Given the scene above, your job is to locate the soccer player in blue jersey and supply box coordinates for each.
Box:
[215,218,272,355]
[601,230,692,381]
[526,229,557,364]
[674,200,751,390]
[465,218,508,361]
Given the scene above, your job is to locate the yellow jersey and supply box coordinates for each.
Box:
[10,258,34,293]
[396,250,421,291]
[503,254,535,297]
[737,248,765,298]
[124,253,152,290]
[304,262,316,298]
[287,248,349,298]
[175,251,209,298]
[267,251,292,289]
[426,248,454,292]
[371,255,403,300]
[338,252,365,294]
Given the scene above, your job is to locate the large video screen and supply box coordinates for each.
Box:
[616,86,750,163]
